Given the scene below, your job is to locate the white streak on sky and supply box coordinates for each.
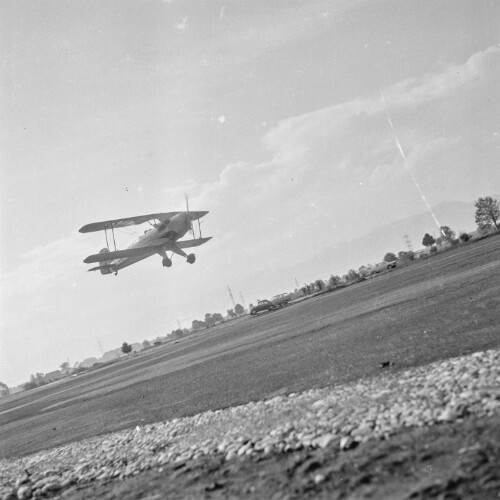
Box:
[379,91,444,236]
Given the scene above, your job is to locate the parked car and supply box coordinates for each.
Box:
[272,293,291,307]
[379,260,397,271]
[250,299,277,315]
[363,261,397,276]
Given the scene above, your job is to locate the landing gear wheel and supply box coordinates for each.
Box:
[187,253,196,264]
[162,257,172,268]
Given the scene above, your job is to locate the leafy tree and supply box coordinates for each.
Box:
[234,304,245,315]
[440,226,455,243]
[22,373,47,391]
[142,340,151,350]
[346,269,361,282]
[0,381,9,398]
[475,196,500,230]
[22,375,38,391]
[459,232,470,242]
[204,313,214,326]
[121,342,132,355]
[172,329,184,339]
[211,312,224,323]
[329,275,342,287]
[170,328,184,339]
[227,309,237,318]
[192,319,206,330]
[59,361,70,375]
[422,233,436,248]
[383,252,397,262]
[398,251,415,262]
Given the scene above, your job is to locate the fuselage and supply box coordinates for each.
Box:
[107,213,191,271]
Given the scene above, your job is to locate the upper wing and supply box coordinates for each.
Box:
[79,213,181,233]
[186,211,209,221]
[79,211,209,233]
[175,237,212,249]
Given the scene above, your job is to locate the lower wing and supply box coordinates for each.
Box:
[83,238,211,264]
[175,237,212,249]
[83,246,159,264]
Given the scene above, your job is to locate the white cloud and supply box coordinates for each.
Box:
[261,45,500,183]
[381,45,500,110]
[190,44,500,254]
[0,232,93,298]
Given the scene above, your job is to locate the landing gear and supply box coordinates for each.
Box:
[186,253,196,264]
[162,256,172,268]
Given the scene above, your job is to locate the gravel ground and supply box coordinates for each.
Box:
[1,348,500,500]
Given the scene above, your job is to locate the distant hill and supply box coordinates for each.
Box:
[302,199,477,278]
[238,200,479,301]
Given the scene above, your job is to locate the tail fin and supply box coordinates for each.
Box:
[97,248,113,275]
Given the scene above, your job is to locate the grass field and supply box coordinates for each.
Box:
[1,233,499,460]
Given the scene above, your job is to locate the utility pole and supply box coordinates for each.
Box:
[238,291,246,308]
[227,285,236,309]
[403,233,413,252]
[98,341,104,356]
[177,319,182,330]
[294,277,299,289]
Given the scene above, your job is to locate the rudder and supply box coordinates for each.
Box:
[98,248,113,274]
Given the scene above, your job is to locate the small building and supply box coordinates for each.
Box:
[43,370,64,383]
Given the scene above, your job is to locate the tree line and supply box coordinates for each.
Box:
[326,196,499,289]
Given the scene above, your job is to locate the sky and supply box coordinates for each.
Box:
[1,0,499,387]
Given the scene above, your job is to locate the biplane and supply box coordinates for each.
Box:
[79,202,211,275]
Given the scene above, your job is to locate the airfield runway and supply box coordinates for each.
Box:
[1,234,499,462]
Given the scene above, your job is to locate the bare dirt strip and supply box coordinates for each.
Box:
[1,234,499,498]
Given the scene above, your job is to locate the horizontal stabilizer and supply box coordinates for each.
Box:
[79,211,209,233]
[87,265,114,272]
[175,237,212,249]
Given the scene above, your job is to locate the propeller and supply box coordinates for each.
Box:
[185,193,195,238]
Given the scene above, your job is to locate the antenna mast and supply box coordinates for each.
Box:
[403,233,413,252]
[238,291,246,309]
[227,286,236,309]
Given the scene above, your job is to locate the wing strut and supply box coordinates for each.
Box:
[111,225,117,251]
[103,226,118,251]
